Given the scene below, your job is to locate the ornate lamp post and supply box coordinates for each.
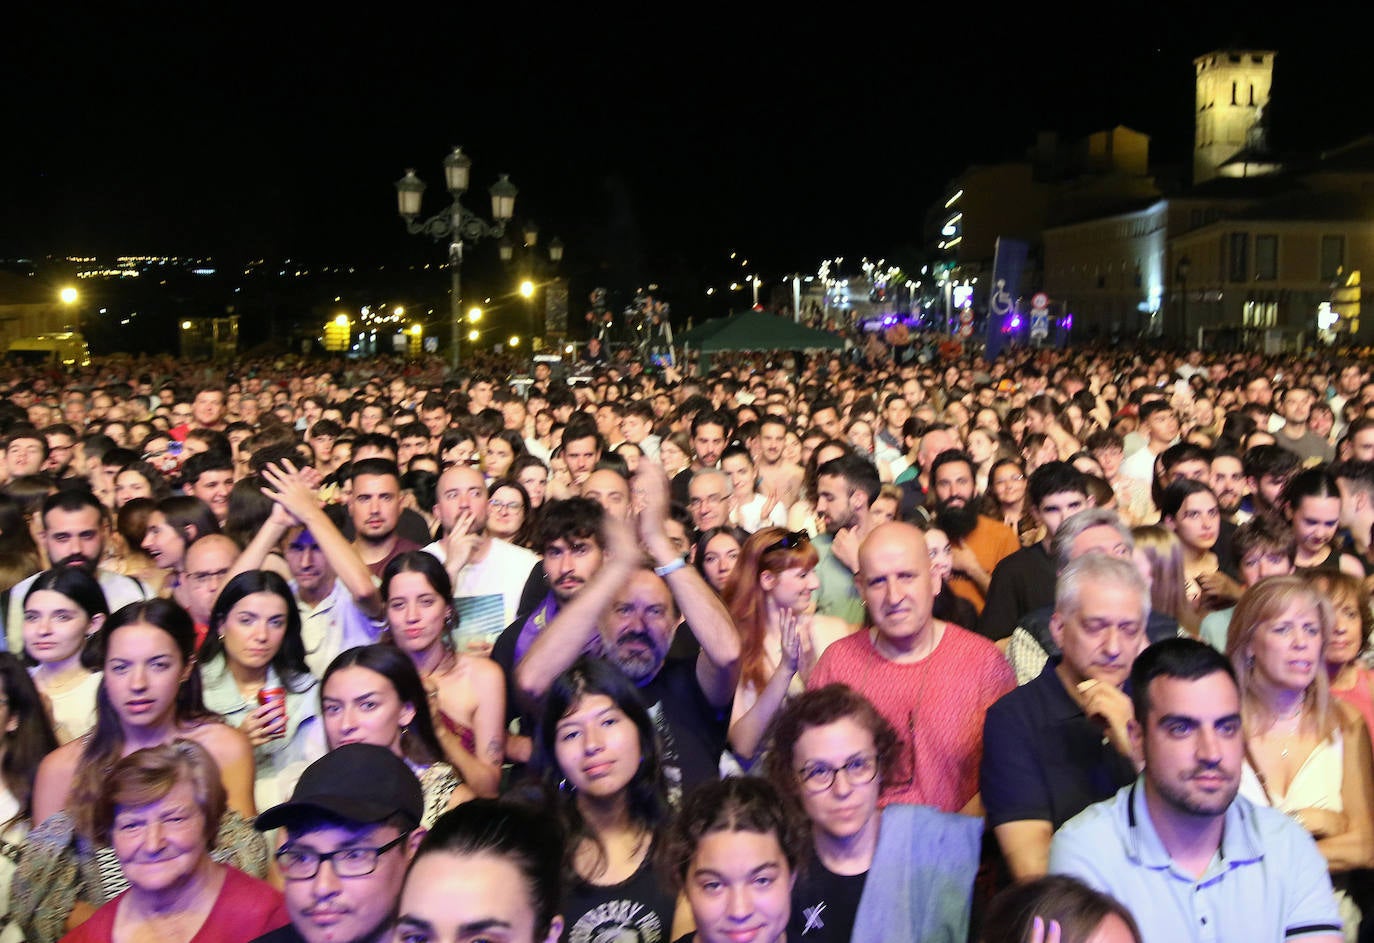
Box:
[395,147,517,370]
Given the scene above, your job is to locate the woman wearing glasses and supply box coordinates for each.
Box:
[723,528,853,764]
[486,479,535,549]
[762,685,897,943]
[60,740,288,943]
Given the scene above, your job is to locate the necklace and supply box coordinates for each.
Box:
[1266,701,1306,760]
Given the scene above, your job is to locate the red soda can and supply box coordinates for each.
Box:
[258,687,287,736]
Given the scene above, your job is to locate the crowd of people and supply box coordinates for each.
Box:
[0,340,1371,943]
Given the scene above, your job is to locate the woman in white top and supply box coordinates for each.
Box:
[21,568,107,744]
[198,571,325,811]
[1228,576,1374,941]
[721,445,786,533]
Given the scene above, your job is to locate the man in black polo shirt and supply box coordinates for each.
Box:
[978,462,1090,645]
[980,553,1147,880]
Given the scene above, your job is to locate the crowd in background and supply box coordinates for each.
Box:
[0,340,1372,943]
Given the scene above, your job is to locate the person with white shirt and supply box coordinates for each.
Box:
[421,464,538,654]
[227,460,386,677]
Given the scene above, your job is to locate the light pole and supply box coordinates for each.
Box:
[1176,254,1192,347]
[396,147,517,371]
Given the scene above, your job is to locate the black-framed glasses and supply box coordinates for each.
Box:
[797,753,879,793]
[765,531,809,555]
[275,831,411,879]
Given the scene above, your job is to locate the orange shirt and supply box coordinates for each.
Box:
[948,515,1021,615]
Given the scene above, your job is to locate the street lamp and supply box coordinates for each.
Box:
[395,147,517,371]
[1176,255,1192,346]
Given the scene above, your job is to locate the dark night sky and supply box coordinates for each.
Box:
[3,5,1366,284]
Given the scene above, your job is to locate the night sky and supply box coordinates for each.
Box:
[3,6,1365,285]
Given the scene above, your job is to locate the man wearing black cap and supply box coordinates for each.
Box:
[251,744,425,943]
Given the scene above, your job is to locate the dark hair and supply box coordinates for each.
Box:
[1156,478,1217,522]
[154,495,221,545]
[381,550,453,603]
[74,598,218,839]
[201,570,311,690]
[0,653,58,824]
[761,684,900,812]
[981,874,1142,943]
[815,453,881,505]
[40,488,107,528]
[1027,461,1088,508]
[662,776,808,892]
[534,497,606,554]
[1281,465,1342,512]
[321,644,446,766]
[407,799,564,940]
[180,449,233,487]
[1231,513,1297,570]
[114,460,171,503]
[1242,443,1301,482]
[534,657,668,884]
[22,567,110,670]
[350,456,402,485]
[692,525,749,589]
[223,476,274,550]
[1130,637,1238,725]
[487,478,535,549]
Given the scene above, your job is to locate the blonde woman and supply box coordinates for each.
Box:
[1227,576,1374,940]
[1131,525,1199,638]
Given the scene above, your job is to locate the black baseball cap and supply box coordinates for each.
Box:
[255,743,424,832]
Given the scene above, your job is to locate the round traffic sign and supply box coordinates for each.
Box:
[1031,292,1049,310]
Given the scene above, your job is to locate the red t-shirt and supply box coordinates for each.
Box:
[808,623,1014,813]
[61,865,289,943]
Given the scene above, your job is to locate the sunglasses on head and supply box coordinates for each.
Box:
[764,531,809,554]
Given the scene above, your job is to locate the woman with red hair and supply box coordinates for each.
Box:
[722,527,854,765]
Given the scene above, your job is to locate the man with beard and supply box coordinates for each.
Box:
[928,450,1019,616]
[1050,639,1341,943]
[5,490,150,651]
[346,458,419,577]
[1276,386,1334,464]
[41,423,78,478]
[516,462,739,800]
[812,453,882,625]
[421,463,537,654]
[1211,450,1249,522]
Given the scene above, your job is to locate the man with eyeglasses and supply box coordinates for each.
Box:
[252,744,425,943]
[686,468,732,532]
[982,554,1148,881]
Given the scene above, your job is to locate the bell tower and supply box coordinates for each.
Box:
[1193,50,1275,184]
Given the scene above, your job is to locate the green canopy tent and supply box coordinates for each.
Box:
[684,311,846,354]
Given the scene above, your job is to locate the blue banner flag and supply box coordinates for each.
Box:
[984,237,1029,361]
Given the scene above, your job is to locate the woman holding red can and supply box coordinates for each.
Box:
[198,571,325,810]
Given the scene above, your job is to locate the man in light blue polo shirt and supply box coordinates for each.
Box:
[1050,638,1341,943]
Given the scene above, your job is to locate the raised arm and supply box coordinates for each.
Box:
[261,460,382,619]
[635,460,739,706]
[514,514,640,705]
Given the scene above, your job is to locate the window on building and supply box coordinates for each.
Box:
[1243,299,1278,328]
[1321,235,1345,281]
[1228,233,1249,283]
[1255,235,1278,280]
[1231,81,1238,105]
